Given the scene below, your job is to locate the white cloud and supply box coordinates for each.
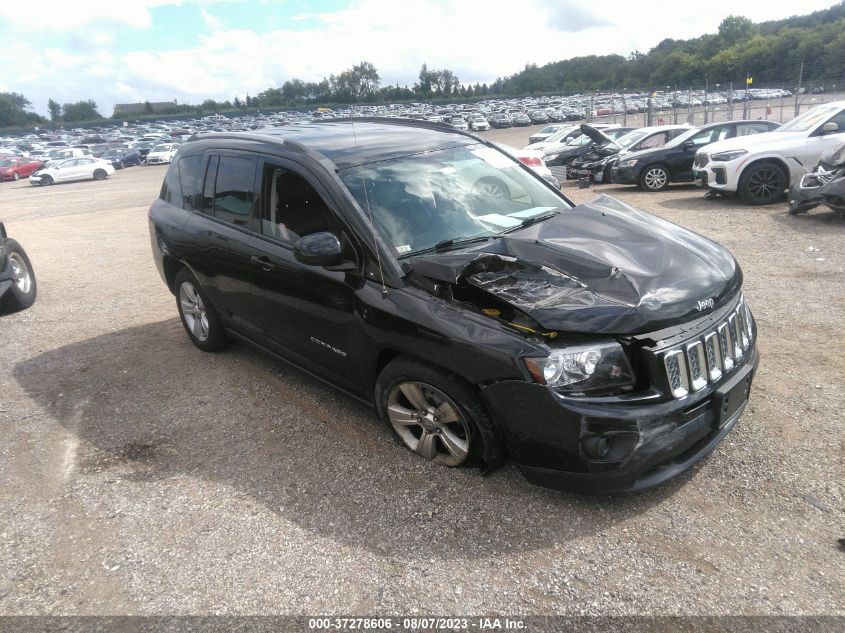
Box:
[2,0,840,117]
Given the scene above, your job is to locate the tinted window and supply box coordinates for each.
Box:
[736,123,772,136]
[202,156,219,214]
[211,156,255,226]
[261,166,339,242]
[690,126,732,145]
[822,109,845,133]
[178,155,203,210]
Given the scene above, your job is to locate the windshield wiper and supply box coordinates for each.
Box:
[503,210,561,233]
[404,235,499,257]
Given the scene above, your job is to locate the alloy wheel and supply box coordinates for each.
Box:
[643,167,668,190]
[387,382,471,466]
[8,253,32,294]
[747,168,781,201]
[179,282,209,342]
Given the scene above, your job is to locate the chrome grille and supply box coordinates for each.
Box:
[662,296,754,399]
[694,154,709,168]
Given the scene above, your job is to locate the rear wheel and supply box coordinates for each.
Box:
[12,172,20,181]
[174,269,230,352]
[739,162,786,205]
[0,240,36,313]
[93,169,107,180]
[639,165,670,191]
[375,357,506,471]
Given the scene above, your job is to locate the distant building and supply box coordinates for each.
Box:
[113,100,178,116]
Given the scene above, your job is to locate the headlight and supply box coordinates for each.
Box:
[710,149,747,162]
[523,341,635,393]
[618,159,638,168]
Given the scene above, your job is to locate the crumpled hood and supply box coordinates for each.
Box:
[408,194,741,334]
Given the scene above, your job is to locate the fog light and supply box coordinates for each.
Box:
[583,435,612,459]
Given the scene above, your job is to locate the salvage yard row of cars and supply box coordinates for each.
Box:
[3,97,845,206]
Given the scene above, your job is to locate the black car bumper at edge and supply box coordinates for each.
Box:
[480,347,759,495]
[610,164,639,185]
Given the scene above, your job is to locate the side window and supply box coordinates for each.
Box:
[638,132,667,149]
[261,165,339,242]
[736,123,770,136]
[212,156,255,226]
[201,156,219,214]
[177,155,203,210]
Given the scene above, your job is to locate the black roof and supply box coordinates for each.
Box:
[190,120,481,169]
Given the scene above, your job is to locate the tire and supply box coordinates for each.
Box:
[639,164,670,191]
[12,172,20,181]
[174,269,230,352]
[116,161,124,170]
[375,356,506,471]
[739,161,786,205]
[472,176,510,199]
[41,175,53,186]
[93,169,107,180]
[0,240,37,313]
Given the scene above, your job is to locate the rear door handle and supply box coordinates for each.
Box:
[250,256,274,272]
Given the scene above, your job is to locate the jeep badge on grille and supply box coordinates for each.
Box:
[696,298,715,312]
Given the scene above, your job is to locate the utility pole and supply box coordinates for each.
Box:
[744,73,750,119]
[795,62,804,117]
[728,81,734,119]
[704,77,709,124]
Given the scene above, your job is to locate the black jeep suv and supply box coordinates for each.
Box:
[148,120,758,494]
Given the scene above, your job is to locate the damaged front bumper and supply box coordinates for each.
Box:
[480,346,759,495]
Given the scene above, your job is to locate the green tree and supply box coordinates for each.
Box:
[61,100,102,122]
[47,98,62,122]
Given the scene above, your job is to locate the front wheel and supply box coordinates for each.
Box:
[41,175,53,186]
[0,240,36,313]
[639,165,670,191]
[12,172,20,181]
[375,357,505,470]
[174,269,230,352]
[739,162,786,205]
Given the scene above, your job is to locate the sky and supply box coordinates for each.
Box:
[0,0,840,117]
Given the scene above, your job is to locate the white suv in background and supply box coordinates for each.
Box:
[694,101,845,204]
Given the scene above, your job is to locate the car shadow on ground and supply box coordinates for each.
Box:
[13,319,697,560]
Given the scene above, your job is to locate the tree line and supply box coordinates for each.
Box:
[3,3,845,129]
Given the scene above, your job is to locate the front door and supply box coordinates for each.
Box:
[804,108,845,171]
[246,156,363,392]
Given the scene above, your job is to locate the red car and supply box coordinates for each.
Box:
[0,157,44,182]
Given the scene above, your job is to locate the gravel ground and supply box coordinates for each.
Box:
[0,125,843,620]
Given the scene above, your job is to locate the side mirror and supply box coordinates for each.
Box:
[293,232,345,267]
[821,121,839,135]
[683,140,695,149]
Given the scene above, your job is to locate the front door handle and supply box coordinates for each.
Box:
[250,256,274,272]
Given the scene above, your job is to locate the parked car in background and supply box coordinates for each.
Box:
[572,125,690,183]
[496,143,560,189]
[145,143,180,165]
[543,127,635,169]
[491,113,512,128]
[101,147,143,169]
[29,157,115,185]
[613,120,779,191]
[511,113,531,127]
[0,157,44,182]
[41,147,91,167]
[468,115,490,131]
[148,120,758,494]
[694,101,845,204]
[449,117,469,131]
[528,124,566,145]
[0,222,36,314]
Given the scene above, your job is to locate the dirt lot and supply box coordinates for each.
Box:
[0,125,843,618]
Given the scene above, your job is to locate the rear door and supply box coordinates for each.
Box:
[181,151,263,334]
[246,155,363,392]
[668,125,734,180]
